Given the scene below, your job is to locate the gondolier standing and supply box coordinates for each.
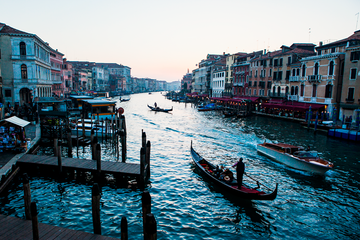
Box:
[233,157,245,189]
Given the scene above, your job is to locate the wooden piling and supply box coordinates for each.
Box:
[146,141,151,179]
[92,183,101,235]
[58,143,62,174]
[144,214,157,240]
[67,128,72,158]
[82,116,85,138]
[101,120,104,139]
[54,138,58,157]
[105,120,108,139]
[139,147,146,187]
[142,130,146,148]
[120,129,126,162]
[31,202,39,240]
[76,116,79,157]
[121,216,128,240]
[96,143,101,174]
[92,136,98,160]
[23,173,32,220]
[142,191,151,236]
[121,115,127,135]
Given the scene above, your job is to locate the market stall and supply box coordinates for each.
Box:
[0,116,30,153]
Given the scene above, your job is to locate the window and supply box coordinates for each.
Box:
[21,64,28,79]
[297,69,300,76]
[278,71,283,80]
[249,89,252,95]
[279,58,283,66]
[302,64,306,77]
[325,84,333,98]
[350,68,357,80]
[20,42,26,55]
[288,57,291,65]
[267,81,272,88]
[269,59,273,66]
[347,88,355,101]
[269,69,272,77]
[331,47,336,53]
[301,85,305,96]
[273,72,278,80]
[314,63,319,75]
[291,86,295,95]
[329,61,334,76]
[5,89,11,97]
[350,51,360,61]
[295,86,299,95]
[318,50,322,56]
[312,84,317,97]
[274,59,278,67]
[248,81,252,87]
[292,69,296,76]
[254,89,257,95]
[286,71,290,80]
[254,81,257,87]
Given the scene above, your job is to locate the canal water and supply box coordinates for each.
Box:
[1,92,359,239]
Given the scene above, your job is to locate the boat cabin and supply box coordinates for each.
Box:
[68,95,94,110]
[81,99,116,120]
[293,151,319,158]
[262,142,304,154]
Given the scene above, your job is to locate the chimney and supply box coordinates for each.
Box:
[264,49,267,55]
[319,41,323,46]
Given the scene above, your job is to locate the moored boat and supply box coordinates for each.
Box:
[147,105,173,112]
[257,142,333,174]
[71,119,116,137]
[191,142,278,201]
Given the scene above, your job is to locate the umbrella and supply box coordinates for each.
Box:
[332,107,337,126]
[314,114,319,131]
[307,106,312,128]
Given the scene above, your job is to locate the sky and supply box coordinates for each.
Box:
[2,0,360,82]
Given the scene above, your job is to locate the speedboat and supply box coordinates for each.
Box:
[257,142,333,174]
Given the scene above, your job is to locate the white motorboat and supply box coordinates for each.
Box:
[257,142,333,174]
[71,119,116,137]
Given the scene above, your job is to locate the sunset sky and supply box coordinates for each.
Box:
[2,0,360,82]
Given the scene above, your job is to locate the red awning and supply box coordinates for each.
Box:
[262,101,325,112]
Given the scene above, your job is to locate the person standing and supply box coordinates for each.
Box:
[232,157,245,189]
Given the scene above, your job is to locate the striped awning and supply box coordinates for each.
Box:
[1,116,30,127]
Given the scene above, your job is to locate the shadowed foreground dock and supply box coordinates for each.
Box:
[0,214,119,240]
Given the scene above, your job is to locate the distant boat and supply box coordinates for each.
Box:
[257,142,333,174]
[147,105,173,112]
[198,103,222,112]
[119,97,130,102]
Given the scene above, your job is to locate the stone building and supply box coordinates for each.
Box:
[0,23,53,107]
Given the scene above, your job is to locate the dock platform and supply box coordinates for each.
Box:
[17,154,140,177]
[0,214,118,240]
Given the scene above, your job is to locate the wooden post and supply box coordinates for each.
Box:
[121,115,127,135]
[76,116,79,157]
[23,173,32,220]
[142,130,146,149]
[144,214,157,240]
[120,129,126,162]
[121,216,128,240]
[67,128,72,158]
[58,142,62,174]
[105,119,108,140]
[54,138,58,157]
[31,202,39,240]
[101,120,104,139]
[96,143,101,174]
[139,147,146,187]
[111,115,114,139]
[82,116,85,138]
[146,141,151,179]
[142,191,151,236]
[92,183,101,235]
[92,136,98,160]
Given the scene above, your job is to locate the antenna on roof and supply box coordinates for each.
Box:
[356,12,359,31]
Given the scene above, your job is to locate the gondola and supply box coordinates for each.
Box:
[190,142,278,200]
[147,105,173,112]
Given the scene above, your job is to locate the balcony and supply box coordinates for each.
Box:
[308,75,322,82]
[346,98,354,103]
[289,76,300,82]
[233,82,244,87]
[288,95,299,101]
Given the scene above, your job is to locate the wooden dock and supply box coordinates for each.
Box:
[17,154,140,177]
[0,214,119,240]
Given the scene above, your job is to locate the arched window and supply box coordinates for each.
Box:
[295,86,299,95]
[312,84,317,97]
[297,69,300,76]
[285,86,289,94]
[300,84,305,96]
[277,86,281,96]
[325,84,333,98]
[21,64,28,79]
[314,63,319,75]
[291,86,295,95]
[302,64,306,77]
[272,86,276,94]
[329,61,334,76]
[20,42,26,55]
[292,69,296,76]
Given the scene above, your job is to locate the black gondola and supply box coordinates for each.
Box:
[190,142,278,200]
[147,105,173,112]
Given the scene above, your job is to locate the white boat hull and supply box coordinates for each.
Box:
[257,145,331,174]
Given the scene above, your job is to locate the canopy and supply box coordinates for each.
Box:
[1,116,30,128]
[262,101,325,112]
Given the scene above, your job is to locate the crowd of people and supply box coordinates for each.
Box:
[3,102,37,122]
